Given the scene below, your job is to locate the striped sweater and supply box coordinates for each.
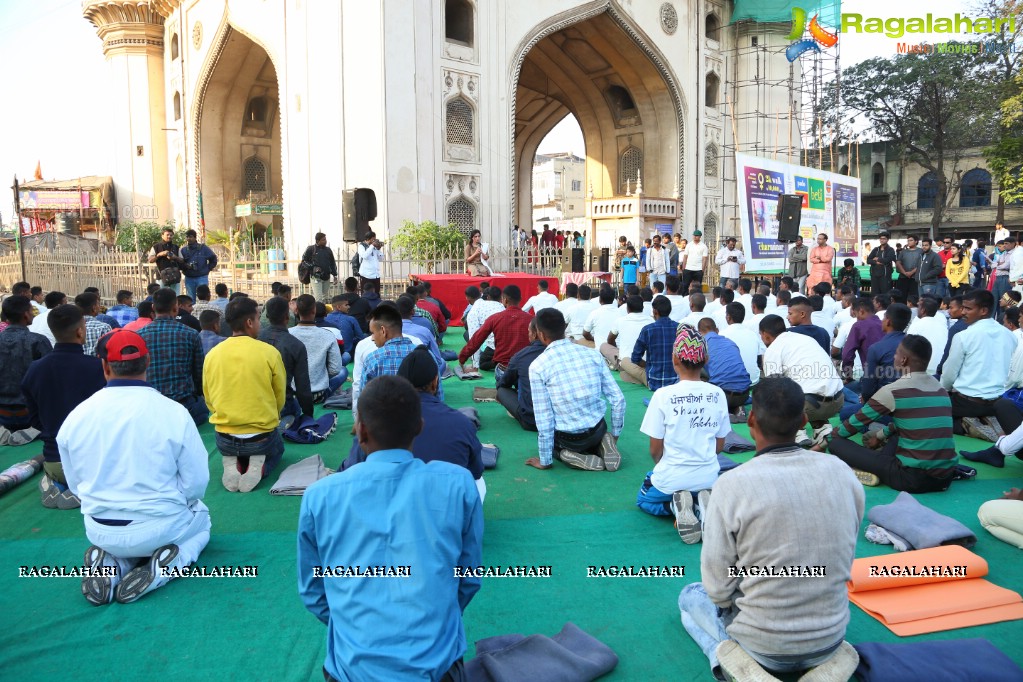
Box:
[837,371,957,474]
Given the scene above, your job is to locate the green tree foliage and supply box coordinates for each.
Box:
[114,220,183,254]
[390,219,466,272]
[837,49,1000,236]
[978,0,1023,210]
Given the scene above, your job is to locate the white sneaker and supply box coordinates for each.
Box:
[811,424,833,447]
[671,491,701,544]
[795,430,813,448]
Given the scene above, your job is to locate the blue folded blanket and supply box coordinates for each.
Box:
[867,491,976,550]
[854,639,1023,681]
[465,623,618,682]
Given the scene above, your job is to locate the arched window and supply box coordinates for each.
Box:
[605,85,639,124]
[705,143,719,177]
[704,213,717,231]
[171,33,179,60]
[706,14,720,40]
[173,92,181,121]
[839,164,849,176]
[446,97,474,146]
[246,96,267,124]
[917,171,938,210]
[243,157,267,193]
[960,168,992,207]
[620,146,643,194]
[705,72,720,108]
[872,162,885,191]
[445,0,474,47]
[447,198,476,236]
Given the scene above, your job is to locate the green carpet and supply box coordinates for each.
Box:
[2,336,1022,681]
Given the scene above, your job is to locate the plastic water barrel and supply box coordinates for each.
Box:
[268,248,285,272]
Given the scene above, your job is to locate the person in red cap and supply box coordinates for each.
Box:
[57,328,211,605]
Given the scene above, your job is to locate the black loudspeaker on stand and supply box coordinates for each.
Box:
[776,194,803,242]
[570,248,585,273]
[342,188,378,242]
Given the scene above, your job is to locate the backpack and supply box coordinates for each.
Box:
[298,246,314,284]
[351,251,361,278]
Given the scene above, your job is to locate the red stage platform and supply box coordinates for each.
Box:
[417,273,560,326]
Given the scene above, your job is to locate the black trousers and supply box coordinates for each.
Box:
[359,277,380,295]
[724,388,750,412]
[895,276,918,299]
[829,435,953,493]
[496,387,537,431]
[870,273,891,294]
[949,391,1023,434]
[478,347,496,371]
[553,419,607,459]
[682,269,704,294]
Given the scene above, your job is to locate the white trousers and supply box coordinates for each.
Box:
[84,500,211,570]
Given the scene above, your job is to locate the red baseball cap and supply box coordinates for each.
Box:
[95,329,149,361]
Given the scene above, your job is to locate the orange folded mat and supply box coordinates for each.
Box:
[847,545,1023,636]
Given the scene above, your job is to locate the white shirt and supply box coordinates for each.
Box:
[833,317,863,378]
[30,300,45,315]
[811,311,838,336]
[941,318,1017,399]
[906,314,950,375]
[773,305,789,324]
[1006,328,1023,389]
[555,298,579,326]
[58,384,209,518]
[357,242,383,279]
[567,299,599,339]
[522,291,559,314]
[682,242,709,272]
[704,299,723,317]
[680,311,712,330]
[743,312,766,334]
[352,332,421,416]
[647,246,668,275]
[29,308,55,345]
[611,312,654,359]
[876,310,885,321]
[712,307,730,333]
[715,247,746,279]
[641,380,731,493]
[1009,246,1023,284]
[720,323,762,384]
[763,331,843,396]
[736,293,753,318]
[584,303,621,347]
[466,299,504,354]
[664,294,690,322]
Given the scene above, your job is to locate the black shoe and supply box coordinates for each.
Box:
[114,544,179,604]
[952,464,978,480]
[82,546,116,606]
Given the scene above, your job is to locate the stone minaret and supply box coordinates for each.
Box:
[83,1,173,227]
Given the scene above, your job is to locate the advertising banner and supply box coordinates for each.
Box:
[735,153,861,272]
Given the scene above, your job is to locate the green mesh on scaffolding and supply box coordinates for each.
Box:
[732,0,841,28]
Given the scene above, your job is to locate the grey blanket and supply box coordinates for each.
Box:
[269,454,329,496]
[867,491,977,550]
[465,623,618,682]
[723,430,756,453]
[453,364,482,380]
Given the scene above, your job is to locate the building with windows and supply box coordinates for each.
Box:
[828,141,1022,245]
[532,153,585,224]
[82,0,798,259]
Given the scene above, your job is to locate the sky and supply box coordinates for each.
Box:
[0,0,996,225]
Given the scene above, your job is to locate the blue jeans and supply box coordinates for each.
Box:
[650,273,666,286]
[328,369,348,394]
[179,395,208,426]
[839,383,862,422]
[494,365,506,387]
[214,429,284,480]
[184,275,208,303]
[920,283,939,297]
[993,276,1010,320]
[719,277,737,289]
[161,280,181,295]
[636,474,674,516]
[280,395,301,420]
[679,583,841,677]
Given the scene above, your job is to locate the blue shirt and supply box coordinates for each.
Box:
[298,449,483,681]
[107,304,138,327]
[703,332,751,392]
[788,323,832,354]
[631,317,679,391]
[940,318,1018,399]
[179,243,219,277]
[95,312,120,329]
[621,256,639,285]
[497,340,544,427]
[861,331,906,401]
[199,330,225,355]
[138,317,204,402]
[325,311,365,355]
[21,343,106,462]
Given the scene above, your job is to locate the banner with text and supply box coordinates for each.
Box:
[735,153,861,272]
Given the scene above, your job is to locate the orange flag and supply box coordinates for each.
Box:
[33,161,42,180]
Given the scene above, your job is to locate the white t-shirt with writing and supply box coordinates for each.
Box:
[641,380,731,493]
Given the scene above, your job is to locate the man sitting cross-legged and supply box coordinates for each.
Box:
[678,376,863,682]
[760,314,844,448]
[355,303,417,418]
[291,294,345,401]
[22,304,106,509]
[820,334,957,491]
[0,295,52,439]
[204,297,287,493]
[526,309,625,472]
[138,287,206,424]
[58,329,211,605]
[696,318,752,415]
[496,319,543,431]
[298,375,482,682]
[603,295,653,372]
[258,297,315,423]
[621,296,678,391]
[458,285,531,384]
[636,324,729,543]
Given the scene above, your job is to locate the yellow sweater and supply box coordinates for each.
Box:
[945,258,970,287]
[203,335,286,433]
